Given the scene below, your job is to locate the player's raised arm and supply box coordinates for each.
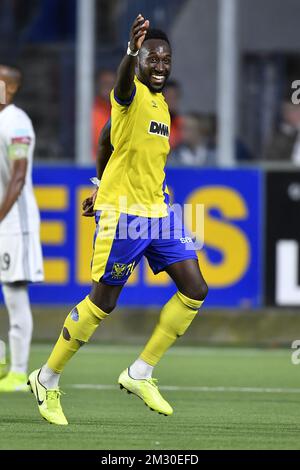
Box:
[114,14,149,104]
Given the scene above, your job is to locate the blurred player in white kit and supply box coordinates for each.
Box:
[0,64,44,392]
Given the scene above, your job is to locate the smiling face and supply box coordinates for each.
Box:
[137,39,172,93]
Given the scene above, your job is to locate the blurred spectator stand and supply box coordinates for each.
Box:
[92,69,116,160]
[169,112,216,167]
[264,101,300,164]
[163,80,183,150]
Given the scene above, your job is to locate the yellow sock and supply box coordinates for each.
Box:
[140,291,203,367]
[47,296,108,373]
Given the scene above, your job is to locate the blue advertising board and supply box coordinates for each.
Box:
[0,167,263,307]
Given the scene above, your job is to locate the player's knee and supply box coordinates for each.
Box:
[2,284,15,309]
[2,283,32,315]
[195,281,209,301]
[183,281,208,302]
[91,298,117,314]
[89,284,119,314]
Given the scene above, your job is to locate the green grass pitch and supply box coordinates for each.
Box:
[0,344,299,450]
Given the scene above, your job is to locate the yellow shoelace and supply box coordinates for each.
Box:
[147,378,158,389]
[46,390,64,410]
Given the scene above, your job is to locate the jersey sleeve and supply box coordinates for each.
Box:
[112,85,136,107]
[111,78,142,112]
[6,112,33,160]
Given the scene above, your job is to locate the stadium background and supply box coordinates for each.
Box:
[1,0,300,346]
[0,0,300,345]
[2,0,300,451]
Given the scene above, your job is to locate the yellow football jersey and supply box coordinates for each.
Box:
[94,76,171,218]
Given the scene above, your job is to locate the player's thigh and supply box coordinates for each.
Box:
[92,211,147,284]
[146,240,208,301]
[0,232,43,284]
[146,210,208,301]
[28,231,44,282]
[0,233,25,283]
[165,259,208,301]
[91,211,150,311]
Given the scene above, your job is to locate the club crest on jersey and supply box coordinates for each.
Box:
[148,120,169,138]
[111,263,128,279]
[111,262,136,279]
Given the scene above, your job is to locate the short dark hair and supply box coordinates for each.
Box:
[0,63,22,86]
[144,28,171,47]
[0,63,22,75]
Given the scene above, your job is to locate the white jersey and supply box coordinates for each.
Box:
[0,104,40,234]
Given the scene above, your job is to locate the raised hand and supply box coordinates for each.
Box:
[129,14,150,53]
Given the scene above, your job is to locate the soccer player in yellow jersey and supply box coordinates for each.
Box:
[28,14,208,425]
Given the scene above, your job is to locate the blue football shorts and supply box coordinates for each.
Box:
[91,208,199,285]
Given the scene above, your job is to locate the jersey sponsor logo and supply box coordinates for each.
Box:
[148,120,169,138]
[180,237,193,244]
[151,100,158,108]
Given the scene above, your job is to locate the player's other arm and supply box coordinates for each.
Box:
[96,119,112,180]
[82,120,112,217]
[0,158,27,223]
[114,14,149,104]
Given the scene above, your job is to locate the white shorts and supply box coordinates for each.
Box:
[0,232,44,284]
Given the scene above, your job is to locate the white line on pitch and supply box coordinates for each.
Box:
[31,345,289,357]
[70,384,300,394]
